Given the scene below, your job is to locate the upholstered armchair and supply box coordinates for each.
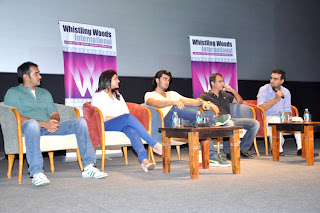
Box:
[243,100,299,156]
[0,102,83,184]
[83,102,156,171]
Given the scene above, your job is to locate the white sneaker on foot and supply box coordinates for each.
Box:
[82,164,108,179]
[153,143,163,155]
[32,172,50,186]
[141,162,155,173]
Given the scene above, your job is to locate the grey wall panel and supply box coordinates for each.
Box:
[0,0,318,81]
[0,0,274,80]
[274,0,320,81]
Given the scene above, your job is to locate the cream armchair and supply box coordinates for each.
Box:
[0,102,83,184]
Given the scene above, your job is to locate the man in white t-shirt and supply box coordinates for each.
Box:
[144,70,216,127]
[144,70,231,167]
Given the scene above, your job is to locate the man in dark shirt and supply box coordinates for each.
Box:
[199,73,259,159]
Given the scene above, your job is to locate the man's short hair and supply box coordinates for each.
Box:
[272,69,286,80]
[209,73,222,87]
[152,70,172,90]
[17,62,38,83]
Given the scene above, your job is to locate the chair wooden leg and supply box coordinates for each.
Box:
[148,146,156,166]
[217,138,221,154]
[7,154,15,178]
[48,152,55,173]
[101,146,105,172]
[75,147,83,172]
[253,138,260,158]
[176,145,181,160]
[123,147,128,165]
[265,135,269,156]
[18,151,23,184]
[268,137,272,155]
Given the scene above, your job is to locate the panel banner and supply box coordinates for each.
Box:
[189,36,237,98]
[59,21,117,115]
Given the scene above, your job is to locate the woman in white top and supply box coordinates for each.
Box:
[91,70,162,172]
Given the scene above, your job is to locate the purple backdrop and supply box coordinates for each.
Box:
[63,52,117,99]
[191,61,238,98]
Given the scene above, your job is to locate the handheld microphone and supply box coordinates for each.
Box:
[272,86,284,99]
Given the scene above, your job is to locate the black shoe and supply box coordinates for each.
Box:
[271,149,285,156]
[240,151,254,159]
[297,149,302,156]
[297,149,319,157]
[226,154,231,160]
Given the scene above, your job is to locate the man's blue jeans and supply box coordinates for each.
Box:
[104,114,157,162]
[164,105,198,127]
[164,105,218,158]
[22,118,96,176]
[223,118,260,154]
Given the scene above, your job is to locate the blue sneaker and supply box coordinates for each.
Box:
[209,154,231,167]
[212,114,231,126]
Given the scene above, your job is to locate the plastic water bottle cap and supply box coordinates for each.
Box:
[174,112,177,114]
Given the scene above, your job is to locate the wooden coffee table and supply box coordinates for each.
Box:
[268,121,320,165]
[159,126,242,180]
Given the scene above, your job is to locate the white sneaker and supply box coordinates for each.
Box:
[82,164,108,179]
[153,143,163,155]
[32,172,50,186]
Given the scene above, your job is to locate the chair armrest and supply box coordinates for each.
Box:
[291,105,299,117]
[0,102,21,154]
[229,103,254,118]
[141,104,163,143]
[83,102,103,147]
[126,102,151,133]
[200,108,217,116]
[243,101,267,137]
[55,104,79,121]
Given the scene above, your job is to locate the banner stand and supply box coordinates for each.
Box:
[189,35,238,98]
[58,21,119,162]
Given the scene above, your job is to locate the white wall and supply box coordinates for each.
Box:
[0,0,319,81]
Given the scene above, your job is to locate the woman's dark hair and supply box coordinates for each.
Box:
[152,70,172,90]
[97,70,120,100]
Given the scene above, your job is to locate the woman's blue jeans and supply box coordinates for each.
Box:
[104,114,157,162]
[22,118,96,176]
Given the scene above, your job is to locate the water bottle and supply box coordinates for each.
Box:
[304,108,310,122]
[280,109,285,123]
[198,144,202,167]
[172,112,179,127]
[196,111,202,124]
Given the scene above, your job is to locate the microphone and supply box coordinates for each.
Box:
[272,86,284,99]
